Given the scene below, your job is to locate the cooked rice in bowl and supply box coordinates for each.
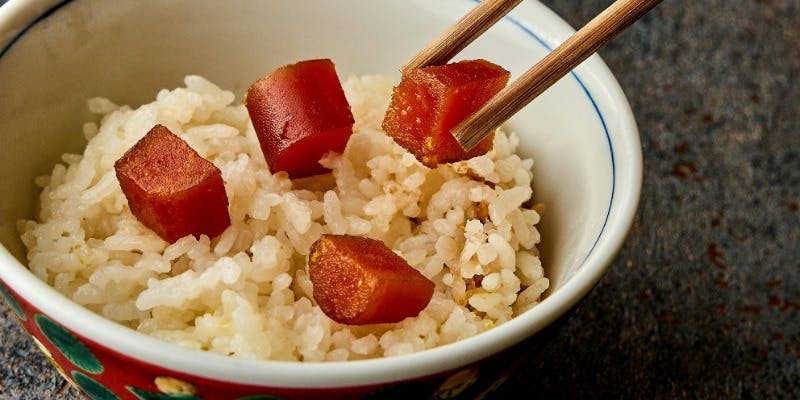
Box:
[17,74,548,361]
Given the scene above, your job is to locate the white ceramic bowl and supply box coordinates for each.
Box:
[0,1,641,399]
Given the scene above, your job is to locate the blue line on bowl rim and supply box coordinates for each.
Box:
[479,0,617,267]
[0,0,73,59]
[0,0,615,269]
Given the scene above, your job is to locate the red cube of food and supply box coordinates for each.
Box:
[245,59,355,179]
[382,59,510,167]
[114,124,231,243]
[308,234,435,325]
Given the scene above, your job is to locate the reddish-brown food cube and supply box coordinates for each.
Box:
[246,58,355,179]
[309,234,435,325]
[114,124,231,243]
[382,59,510,167]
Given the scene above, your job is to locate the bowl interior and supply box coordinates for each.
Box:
[0,0,615,290]
[0,0,638,387]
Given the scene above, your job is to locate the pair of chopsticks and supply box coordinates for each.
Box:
[403,0,662,151]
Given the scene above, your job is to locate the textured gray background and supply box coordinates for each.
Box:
[1,0,798,399]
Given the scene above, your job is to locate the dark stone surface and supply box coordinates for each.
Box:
[1,0,798,399]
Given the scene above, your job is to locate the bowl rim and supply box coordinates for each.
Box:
[0,0,642,388]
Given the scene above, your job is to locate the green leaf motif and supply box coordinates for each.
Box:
[434,368,480,399]
[236,396,288,400]
[72,371,120,400]
[35,314,103,374]
[128,387,204,400]
[0,282,26,321]
[359,381,433,400]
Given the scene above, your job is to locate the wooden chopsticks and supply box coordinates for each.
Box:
[404,0,662,151]
[402,0,524,74]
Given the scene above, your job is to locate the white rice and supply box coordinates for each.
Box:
[18,75,548,361]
